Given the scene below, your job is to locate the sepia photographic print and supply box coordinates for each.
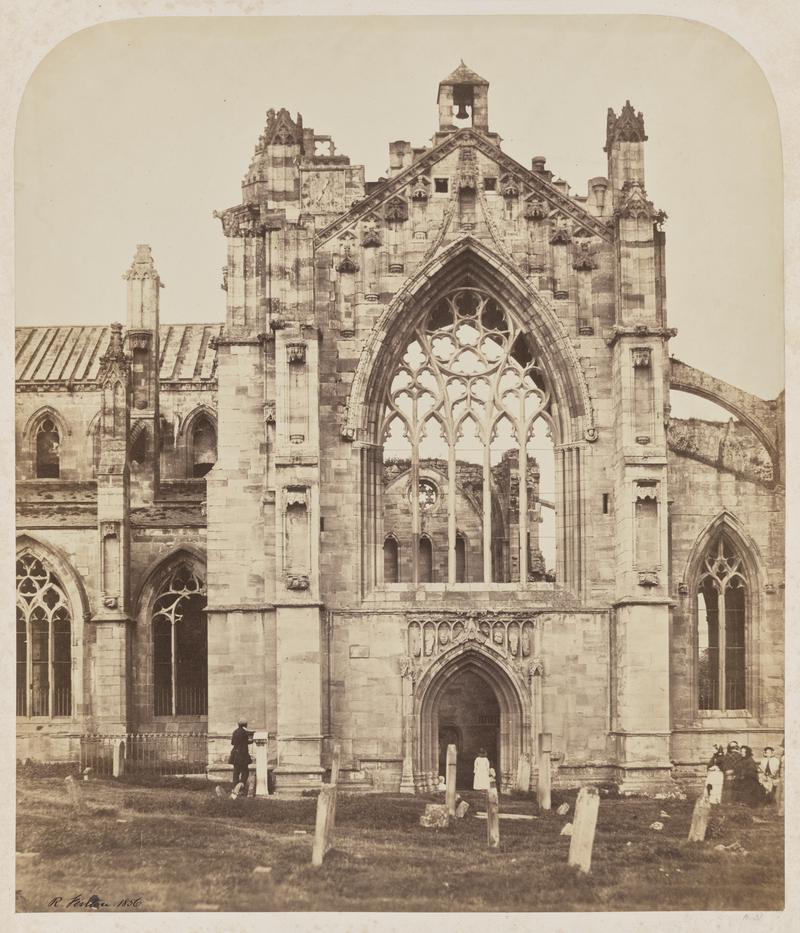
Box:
[6,3,793,927]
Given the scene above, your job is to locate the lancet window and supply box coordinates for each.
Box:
[35,417,61,479]
[16,554,72,717]
[152,564,208,716]
[381,286,556,585]
[696,536,748,711]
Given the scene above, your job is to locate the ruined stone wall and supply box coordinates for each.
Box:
[668,452,784,765]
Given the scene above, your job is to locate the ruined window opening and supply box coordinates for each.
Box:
[152,565,207,717]
[380,286,556,586]
[602,493,610,514]
[483,177,497,191]
[16,553,71,718]
[434,178,449,194]
[419,535,434,583]
[35,417,60,479]
[384,536,399,583]
[455,533,467,582]
[696,536,748,712]
[130,427,147,465]
[191,415,217,478]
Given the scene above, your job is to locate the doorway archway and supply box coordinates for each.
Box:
[414,642,529,792]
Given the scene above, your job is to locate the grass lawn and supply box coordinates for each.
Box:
[16,770,784,913]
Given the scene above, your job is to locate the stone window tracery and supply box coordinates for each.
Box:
[381,286,556,585]
[696,536,748,711]
[16,553,72,717]
[152,564,208,717]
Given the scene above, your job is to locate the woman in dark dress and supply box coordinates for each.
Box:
[736,745,763,807]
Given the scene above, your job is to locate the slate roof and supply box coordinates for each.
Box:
[15,324,223,385]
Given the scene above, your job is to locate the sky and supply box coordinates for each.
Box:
[14,15,784,416]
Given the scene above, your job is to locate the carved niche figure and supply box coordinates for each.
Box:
[424,625,435,656]
[508,626,519,657]
[409,625,422,658]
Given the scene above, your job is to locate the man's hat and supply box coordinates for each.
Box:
[238,717,248,726]
[727,741,739,749]
[764,746,774,752]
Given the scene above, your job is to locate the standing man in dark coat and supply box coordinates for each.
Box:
[230,717,253,794]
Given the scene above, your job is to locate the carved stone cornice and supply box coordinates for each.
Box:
[606,325,678,348]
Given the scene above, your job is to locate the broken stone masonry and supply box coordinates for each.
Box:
[15,64,784,796]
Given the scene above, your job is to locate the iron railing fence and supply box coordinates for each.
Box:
[80,731,208,777]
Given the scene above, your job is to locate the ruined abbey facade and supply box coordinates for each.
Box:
[15,65,784,793]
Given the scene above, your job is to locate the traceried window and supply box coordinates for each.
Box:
[152,565,208,716]
[382,287,556,585]
[16,554,72,717]
[35,417,60,478]
[697,537,748,711]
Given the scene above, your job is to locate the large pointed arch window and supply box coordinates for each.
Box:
[696,536,748,711]
[16,553,72,717]
[152,564,208,716]
[381,286,556,585]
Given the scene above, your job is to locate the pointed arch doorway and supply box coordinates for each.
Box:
[414,643,529,793]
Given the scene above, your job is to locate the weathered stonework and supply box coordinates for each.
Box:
[15,66,783,795]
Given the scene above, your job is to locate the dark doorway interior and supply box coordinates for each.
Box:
[437,668,500,788]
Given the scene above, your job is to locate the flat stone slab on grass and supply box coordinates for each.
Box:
[475,812,537,821]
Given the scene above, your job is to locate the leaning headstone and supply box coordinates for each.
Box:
[64,776,84,815]
[445,745,458,818]
[486,783,500,849]
[455,799,470,819]
[556,802,570,816]
[311,786,336,865]
[560,822,573,836]
[419,804,450,828]
[246,775,256,798]
[230,781,244,800]
[311,744,341,867]
[568,787,599,873]
[214,785,224,798]
[516,753,531,793]
[537,733,552,811]
[112,739,125,779]
[82,768,92,782]
[687,793,711,842]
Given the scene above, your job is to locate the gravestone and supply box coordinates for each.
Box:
[568,787,599,873]
[64,776,84,815]
[486,781,500,848]
[445,745,458,818]
[420,804,450,828]
[537,733,552,811]
[455,799,470,819]
[687,794,711,842]
[253,731,270,797]
[246,775,256,797]
[112,739,125,778]
[516,753,531,793]
[311,744,341,867]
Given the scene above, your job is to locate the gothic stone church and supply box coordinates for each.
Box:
[15,64,785,793]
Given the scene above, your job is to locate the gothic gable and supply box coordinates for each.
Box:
[315,128,613,249]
